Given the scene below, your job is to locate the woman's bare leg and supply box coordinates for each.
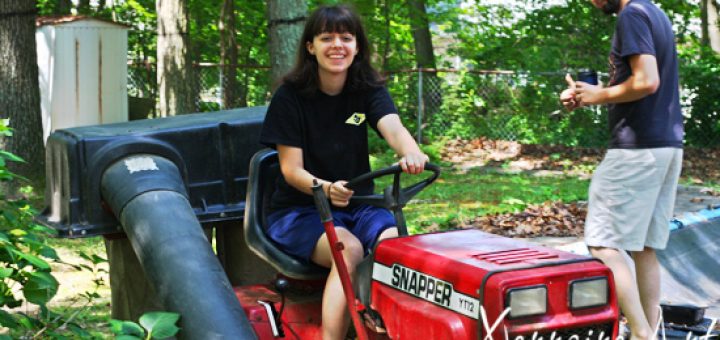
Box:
[312,228,364,340]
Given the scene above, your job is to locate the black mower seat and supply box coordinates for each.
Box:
[243,149,328,280]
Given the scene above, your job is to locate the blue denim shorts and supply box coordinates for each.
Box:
[266,204,396,263]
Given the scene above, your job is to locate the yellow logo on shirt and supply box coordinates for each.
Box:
[345,113,366,126]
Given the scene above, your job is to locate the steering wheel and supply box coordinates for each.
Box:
[344,163,440,236]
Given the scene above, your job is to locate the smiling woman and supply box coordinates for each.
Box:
[258,4,429,340]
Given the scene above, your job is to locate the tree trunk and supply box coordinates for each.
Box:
[267,0,307,86]
[0,0,45,188]
[701,0,720,52]
[220,0,241,108]
[407,0,442,124]
[157,0,195,116]
[408,0,436,70]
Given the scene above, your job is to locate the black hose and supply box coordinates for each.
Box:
[101,154,257,339]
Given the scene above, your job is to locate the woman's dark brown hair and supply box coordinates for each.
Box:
[282,4,384,95]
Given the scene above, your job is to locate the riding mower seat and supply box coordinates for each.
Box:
[243,148,328,280]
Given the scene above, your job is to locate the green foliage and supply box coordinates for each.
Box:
[111,312,181,340]
[36,0,719,146]
[0,121,109,338]
[449,0,614,72]
[0,121,56,335]
[678,44,720,146]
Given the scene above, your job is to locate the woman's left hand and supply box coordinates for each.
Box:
[399,152,429,175]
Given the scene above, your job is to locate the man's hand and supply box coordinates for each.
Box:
[399,152,429,175]
[327,180,353,207]
[574,80,605,106]
[560,74,580,111]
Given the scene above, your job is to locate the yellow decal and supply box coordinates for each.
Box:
[345,113,366,126]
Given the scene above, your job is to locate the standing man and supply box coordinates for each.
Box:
[560,0,683,339]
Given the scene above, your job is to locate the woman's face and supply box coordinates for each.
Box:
[306,32,358,76]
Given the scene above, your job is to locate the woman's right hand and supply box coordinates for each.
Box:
[326,180,354,207]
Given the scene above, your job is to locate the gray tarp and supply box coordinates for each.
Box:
[659,219,720,318]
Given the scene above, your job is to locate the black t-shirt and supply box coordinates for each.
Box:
[607,0,683,148]
[260,84,397,212]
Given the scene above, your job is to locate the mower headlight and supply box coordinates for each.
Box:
[570,277,608,309]
[507,285,547,318]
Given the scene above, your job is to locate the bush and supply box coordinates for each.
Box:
[0,120,109,338]
[679,45,720,147]
[0,120,61,337]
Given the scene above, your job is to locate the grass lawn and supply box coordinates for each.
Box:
[370,149,591,234]
[372,166,590,234]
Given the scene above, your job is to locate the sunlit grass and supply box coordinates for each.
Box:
[48,237,106,256]
[368,162,590,234]
[680,177,720,190]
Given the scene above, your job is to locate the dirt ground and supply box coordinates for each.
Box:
[50,247,111,308]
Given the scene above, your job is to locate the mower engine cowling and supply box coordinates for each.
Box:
[369,229,619,339]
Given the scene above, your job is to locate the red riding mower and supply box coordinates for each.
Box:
[239,149,619,339]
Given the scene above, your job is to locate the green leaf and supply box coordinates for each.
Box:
[22,271,58,305]
[10,249,50,270]
[0,151,23,163]
[0,309,17,328]
[91,254,108,264]
[0,267,12,278]
[16,313,34,329]
[139,312,181,339]
[8,229,26,237]
[110,319,146,336]
[39,246,59,261]
[116,336,143,340]
[0,281,22,308]
[67,323,90,338]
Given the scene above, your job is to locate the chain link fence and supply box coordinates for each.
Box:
[127,62,271,118]
[386,69,719,148]
[384,69,611,147]
[128,64,719,148]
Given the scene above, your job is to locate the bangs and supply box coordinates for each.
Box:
[311,7,360,36]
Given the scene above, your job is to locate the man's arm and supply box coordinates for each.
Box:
[575,54,660,106]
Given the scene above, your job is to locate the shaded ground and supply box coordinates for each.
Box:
[441,138,720,236]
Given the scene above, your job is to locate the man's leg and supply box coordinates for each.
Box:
[633,247,662,332]
[640,148,683,332]
[590,246,653,340]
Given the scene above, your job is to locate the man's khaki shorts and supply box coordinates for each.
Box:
[585,148,683,251]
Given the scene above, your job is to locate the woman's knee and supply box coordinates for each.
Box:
[378,227,398,240]
[335,229,364,266]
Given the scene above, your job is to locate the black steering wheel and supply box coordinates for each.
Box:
[343,163,440,236]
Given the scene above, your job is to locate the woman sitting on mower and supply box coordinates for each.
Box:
[259,4,427,340]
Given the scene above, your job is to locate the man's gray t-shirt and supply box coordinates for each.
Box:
[607,0,683,148]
